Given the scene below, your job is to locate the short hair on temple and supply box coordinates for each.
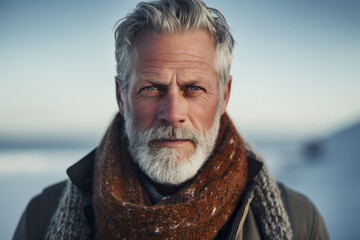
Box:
[114,0,234,98]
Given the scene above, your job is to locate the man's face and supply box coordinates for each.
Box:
[117,30,231,184]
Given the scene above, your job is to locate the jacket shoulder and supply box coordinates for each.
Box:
[283,185,330,240]
[13,181,67,240]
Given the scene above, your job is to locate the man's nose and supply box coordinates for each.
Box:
[158,90,186,125]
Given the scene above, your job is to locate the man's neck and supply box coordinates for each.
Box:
[150,179,186,196]
[138,169,190,200]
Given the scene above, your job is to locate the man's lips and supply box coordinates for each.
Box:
[150,139,194,148]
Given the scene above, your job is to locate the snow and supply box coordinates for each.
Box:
[252,122,360,239]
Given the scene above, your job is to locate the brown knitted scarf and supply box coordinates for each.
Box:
[92,113,248,239]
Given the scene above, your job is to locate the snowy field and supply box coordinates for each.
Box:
[253,122,360,240]
[0,148,89,240]
[1,124,359,239]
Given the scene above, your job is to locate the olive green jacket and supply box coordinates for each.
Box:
[13,150,329,240]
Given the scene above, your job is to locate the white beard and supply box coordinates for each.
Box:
[123,106,221,185]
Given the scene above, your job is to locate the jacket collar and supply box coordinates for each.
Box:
[66,148,96,192]
[246,155,263,188]
[66,148,263,193]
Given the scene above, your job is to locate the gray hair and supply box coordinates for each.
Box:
[114,0,234,99]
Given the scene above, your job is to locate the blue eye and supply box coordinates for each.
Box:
[189,86,201,91]
[140,85,161,97]
[144,86,157,91]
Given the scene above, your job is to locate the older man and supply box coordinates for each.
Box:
[13,0,329,239]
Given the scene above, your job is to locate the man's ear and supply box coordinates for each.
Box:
[220,76,232,115]
[115,80,125,115]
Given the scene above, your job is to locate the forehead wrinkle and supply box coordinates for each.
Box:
[140,59,213,68]
[137,60,215,74]
[140,51,213,61]
[142,52,213,61]
[136,72,214,86]
[137,66,214,74]
[136,67,215,80]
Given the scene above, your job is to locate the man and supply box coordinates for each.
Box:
[13,0,329,239]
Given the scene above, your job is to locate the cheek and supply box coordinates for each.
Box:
[190,96,219,132]
[130,98,158,130]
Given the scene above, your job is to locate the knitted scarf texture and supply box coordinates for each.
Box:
[45,113,294,240]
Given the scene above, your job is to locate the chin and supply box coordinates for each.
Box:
[135,146,209,185]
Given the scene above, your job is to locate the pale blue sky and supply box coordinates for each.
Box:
[1,0,359,140]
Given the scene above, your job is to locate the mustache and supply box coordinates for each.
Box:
[139,125,201,145]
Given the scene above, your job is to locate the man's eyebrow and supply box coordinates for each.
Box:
[137,76,207,86]
[137,77,162,85]
[183,80,203,85]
